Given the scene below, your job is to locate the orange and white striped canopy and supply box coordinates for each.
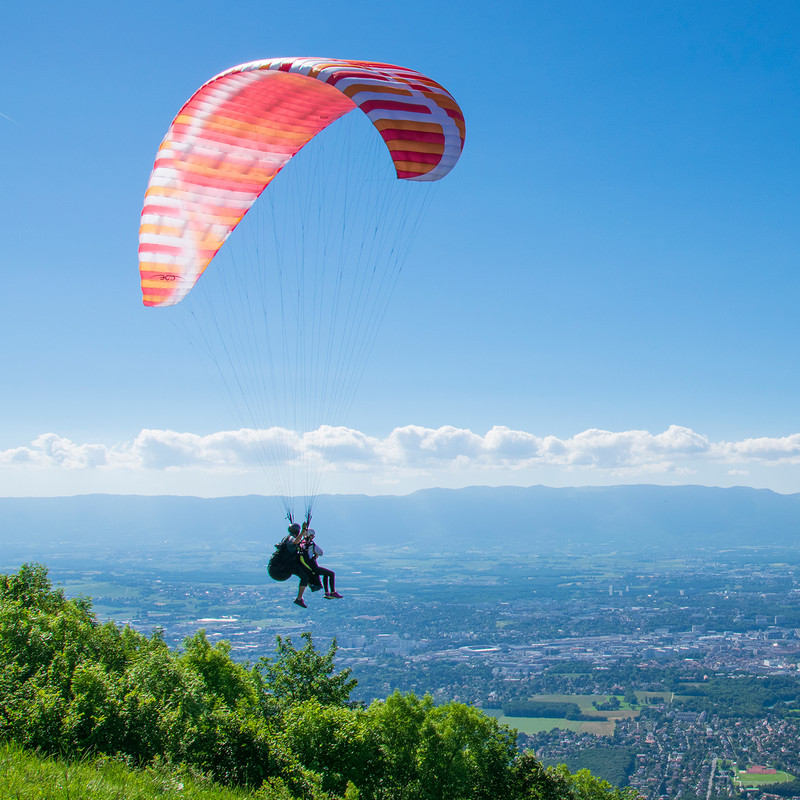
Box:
[138,57,465,307]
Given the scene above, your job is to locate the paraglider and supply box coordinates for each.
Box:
[268,522,322,608]
[138,57,465,534]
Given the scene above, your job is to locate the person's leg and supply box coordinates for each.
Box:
[294,575,308,607]
[319,567,341,598]
[317,566,334,595]
[299,556,322,591]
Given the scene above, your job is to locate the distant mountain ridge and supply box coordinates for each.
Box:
[2,484,799,557]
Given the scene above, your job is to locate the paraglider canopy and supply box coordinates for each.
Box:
[139,57,465,307]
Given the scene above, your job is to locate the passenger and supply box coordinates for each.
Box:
[302,528,342,599]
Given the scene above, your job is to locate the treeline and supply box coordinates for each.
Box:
[0,564,639,800]
[756,779,800,797]
[503,701,595,721]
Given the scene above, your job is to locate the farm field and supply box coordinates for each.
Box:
[487,691,692,736]
[511,717,615,736]
[526,693,639,719]
[483,712,586,735]
[483,699,620,737]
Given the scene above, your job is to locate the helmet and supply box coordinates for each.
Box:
[287,522,301,535]
[306,528,316,538]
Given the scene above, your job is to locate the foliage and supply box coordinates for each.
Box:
[556,765,641,800]
[546,661,595,674]
[504,700,594,721]
[0,564,640,800]
[675,675,800,718]
[283,700,381,797]
[592,696,621,711]
[556,746,636,789]
[512,751,576,799]
[258,632,357,708]
[372,691,518,800]
[755,778,800,796]
[510,756,639,799]
[0,564,328,795]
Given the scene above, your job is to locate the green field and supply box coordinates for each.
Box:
[525,693,640,719]
[482,708,616,737]
[736,769,796,787]
[490,714,586,734]
[482,693,648,737]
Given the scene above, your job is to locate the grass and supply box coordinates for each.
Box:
[736,768,796,787]
[491,715,586,734]
[0,742,277,799]
[482,709,617,737]
[527,693,640,719]
[481,693,647,738]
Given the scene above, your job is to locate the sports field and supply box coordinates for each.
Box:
[736,769,795,787]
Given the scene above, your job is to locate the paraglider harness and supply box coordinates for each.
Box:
[267,512,320,588]
[267,538,296,582]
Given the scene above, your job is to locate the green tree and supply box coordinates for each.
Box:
[182,629,258,708]
[61,661,125,753]
[511,758,642,800]
[366,691,429,800]
[283,699,382,797]
[0,562,122,752]
[258,632,356,707]
[416,700,517,800]
[559,766,641,799]
[511,751,575,799]
[366,691,517,800]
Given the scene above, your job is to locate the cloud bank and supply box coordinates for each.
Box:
[4,424,800,478]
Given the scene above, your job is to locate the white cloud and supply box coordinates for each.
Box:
[716,434,800,464]
[550,425,711,468]
[379,425,487,465]
[305,425,379,464]
[2,424,800,494]
[129,428,301,470]
[0,433,110,469]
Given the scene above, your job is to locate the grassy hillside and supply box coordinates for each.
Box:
[0,741,263,799]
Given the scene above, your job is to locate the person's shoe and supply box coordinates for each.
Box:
[324,593,334,599]
[293,598,307,608]
[329,591,343,599]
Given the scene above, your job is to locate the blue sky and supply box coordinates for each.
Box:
[2,0,800,497]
